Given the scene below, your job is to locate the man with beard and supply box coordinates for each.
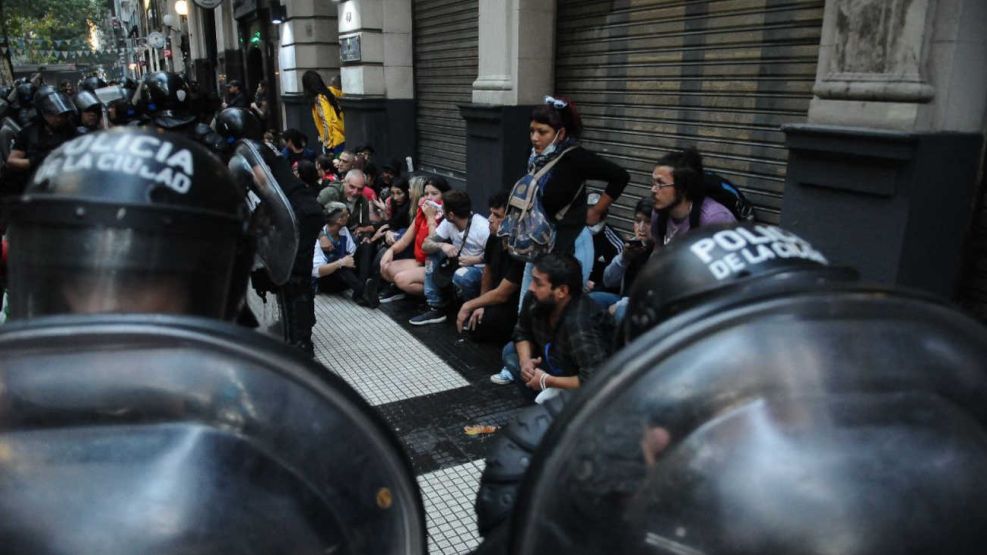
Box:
[505,253,614,402]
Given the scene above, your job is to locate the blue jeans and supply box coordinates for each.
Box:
[424,252,483,308]
[502,342,537,402]
[453,265,483,301]
[588,291,621,309]
[518,227,595,311]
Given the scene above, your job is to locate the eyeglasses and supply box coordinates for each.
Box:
[544,95,568,109]
[651,179,675,190]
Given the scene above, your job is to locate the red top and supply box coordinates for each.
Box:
[412,205,443,263]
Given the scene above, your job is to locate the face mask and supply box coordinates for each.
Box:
[533,129,562,158]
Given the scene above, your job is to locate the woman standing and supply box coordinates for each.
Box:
[516,96,630,295]
[302,70,345,156]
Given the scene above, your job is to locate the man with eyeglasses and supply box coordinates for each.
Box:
[650,148,735,246]
[503,253,614,403]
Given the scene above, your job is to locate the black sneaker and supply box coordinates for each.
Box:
[379,284,406,304]
[409,307,446,326]
[362,278,380,308]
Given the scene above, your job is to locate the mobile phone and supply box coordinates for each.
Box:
[625,239,646,248]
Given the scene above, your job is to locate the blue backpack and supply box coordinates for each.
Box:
[498,147,579,261]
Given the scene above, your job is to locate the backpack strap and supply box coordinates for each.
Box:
[529,146,579,220]
[688,196,704,229]
[454,213,474,258]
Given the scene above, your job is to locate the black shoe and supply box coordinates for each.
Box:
[379,284,406,304]
[409,307,446,326]
[362,278,380,308]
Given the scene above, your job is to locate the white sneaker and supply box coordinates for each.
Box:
[490,368,513,385]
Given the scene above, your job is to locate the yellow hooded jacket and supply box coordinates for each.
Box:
[312,86,345,150]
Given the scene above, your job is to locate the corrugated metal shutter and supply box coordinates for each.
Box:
[555,0,825,228]
[413,0,478,183]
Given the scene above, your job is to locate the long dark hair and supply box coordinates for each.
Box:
[302,70,341,116]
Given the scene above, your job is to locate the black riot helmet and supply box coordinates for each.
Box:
[33,87,77,118]
[214,107,263,153]
[6,127,249,320]
[96,84,139,125]
[9,81,36,108]
[138,71,195,129]
[0,314,428,554]
[77,75,107,92]
[507,227,987,554]
[72,90,103,114]
[623,223,856,343]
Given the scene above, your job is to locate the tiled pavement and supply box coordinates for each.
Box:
[312,293,529,554]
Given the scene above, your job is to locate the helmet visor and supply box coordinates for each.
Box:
[36,92,77,116]
[7,221,238,319]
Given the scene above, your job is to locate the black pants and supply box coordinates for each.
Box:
[466,303,519,344]
[317,267,362,297]
[282,275,315,357]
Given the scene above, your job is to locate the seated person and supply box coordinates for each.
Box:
[315,155,337,185]
[378,175,451,303]
[410,189,490,326]
[651,147,736,246]
[591,196,655,323]
[456,192,523,345]
[281,128,316,167]
[361,177,413,308]
[312,202,363,301]
[586,191,624,295]
[503,253,614,403]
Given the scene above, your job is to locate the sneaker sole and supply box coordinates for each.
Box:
[490,377,512,385]
[379,294,406,304]
[409,315,446,326]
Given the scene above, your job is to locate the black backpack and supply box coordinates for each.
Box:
[655,171,754,244]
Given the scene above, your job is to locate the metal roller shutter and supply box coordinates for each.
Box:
[555,0,825,228]
[413,0,478,183]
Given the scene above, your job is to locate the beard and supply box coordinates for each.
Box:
[531,297,556,319]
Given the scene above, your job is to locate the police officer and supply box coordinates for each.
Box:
[77,75,107,93]
[138,71,225,154]
[6,81,38,127]
[6,127,248,319]
[0,126,429,553]
[491,223,987,554]
[72,89,105,134]
[217,107,325,355]
[104,85,140,127]
[3,87,78,200]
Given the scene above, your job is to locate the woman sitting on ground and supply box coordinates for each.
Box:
[378,175,450,303]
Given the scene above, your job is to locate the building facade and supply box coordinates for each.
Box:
[187,0,986,317]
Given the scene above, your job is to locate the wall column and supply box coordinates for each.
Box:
[781,0,987,299]
[336,0,414,165]
[276,0,338,145]
[460,0,555,204]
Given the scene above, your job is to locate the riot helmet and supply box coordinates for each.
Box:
[6,127,249,320]
[0,314,428,554]
[77,75,107,93]
[138,71,195,129]
[507,226,987,554]
[96,84,139,125]
[214,107,263,153]
[9,82,35,108]
[623,223,856,343]
[33,87,76,117]
[72,90,102,114]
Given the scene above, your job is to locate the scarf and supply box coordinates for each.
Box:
[527,136,578,174]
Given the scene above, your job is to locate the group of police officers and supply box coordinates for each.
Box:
[0,71,986,554]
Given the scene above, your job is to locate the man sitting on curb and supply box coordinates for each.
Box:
[503,253,614,403]
[410,189,489,325]
[456,192,522,344]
